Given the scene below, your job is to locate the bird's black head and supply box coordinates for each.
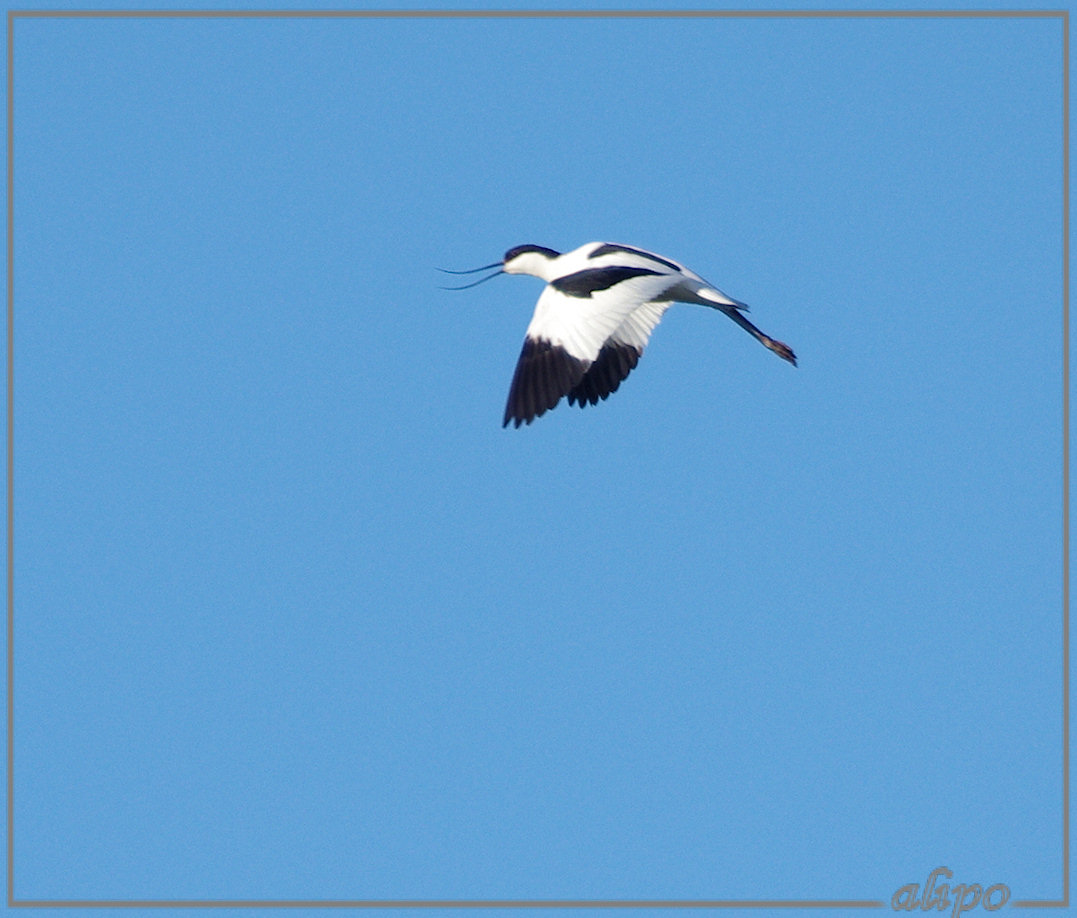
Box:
[503,244,560,264]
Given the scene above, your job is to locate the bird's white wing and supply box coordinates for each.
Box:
[503,270,678,427]
[566,300,672,410]
[525,270,677,359]
[608,300,671,351]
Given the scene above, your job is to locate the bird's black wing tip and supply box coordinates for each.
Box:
[501,337,588,430]
[566,342,641,408]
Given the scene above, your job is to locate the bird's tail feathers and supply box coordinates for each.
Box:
[693,286,750,311]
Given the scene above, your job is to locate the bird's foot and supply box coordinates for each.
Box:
[766,338,797,366]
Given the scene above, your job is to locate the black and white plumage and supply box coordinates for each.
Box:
[443,241,797,428]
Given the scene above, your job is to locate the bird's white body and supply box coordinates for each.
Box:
[443,241,796,427]
[506,242,749,369]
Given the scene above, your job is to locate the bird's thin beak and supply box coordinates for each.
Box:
[437,261,505,290]
[438,261,503,275]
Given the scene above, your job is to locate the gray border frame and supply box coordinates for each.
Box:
[6,8,1068,909]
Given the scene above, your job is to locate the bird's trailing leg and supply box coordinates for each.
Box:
[720,307,797,366]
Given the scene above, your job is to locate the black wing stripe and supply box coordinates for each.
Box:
[567,342,641,409]
[588,243,682,273]
[503,337,588,428]
[550,266,664,298]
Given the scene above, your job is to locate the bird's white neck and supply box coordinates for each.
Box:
[503,250,559,281]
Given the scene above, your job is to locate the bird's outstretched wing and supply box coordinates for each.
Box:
[503,337,589,428]
[566,301,671,409]
[565,341,640,409]
[503,273,677,427]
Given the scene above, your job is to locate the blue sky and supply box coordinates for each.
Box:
[7,3,1067,914]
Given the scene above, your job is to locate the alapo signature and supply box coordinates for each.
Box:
[892,866,1010,915]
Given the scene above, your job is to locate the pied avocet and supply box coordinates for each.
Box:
[442,242,796,428]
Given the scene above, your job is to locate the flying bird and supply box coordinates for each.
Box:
[441,242,796,428]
